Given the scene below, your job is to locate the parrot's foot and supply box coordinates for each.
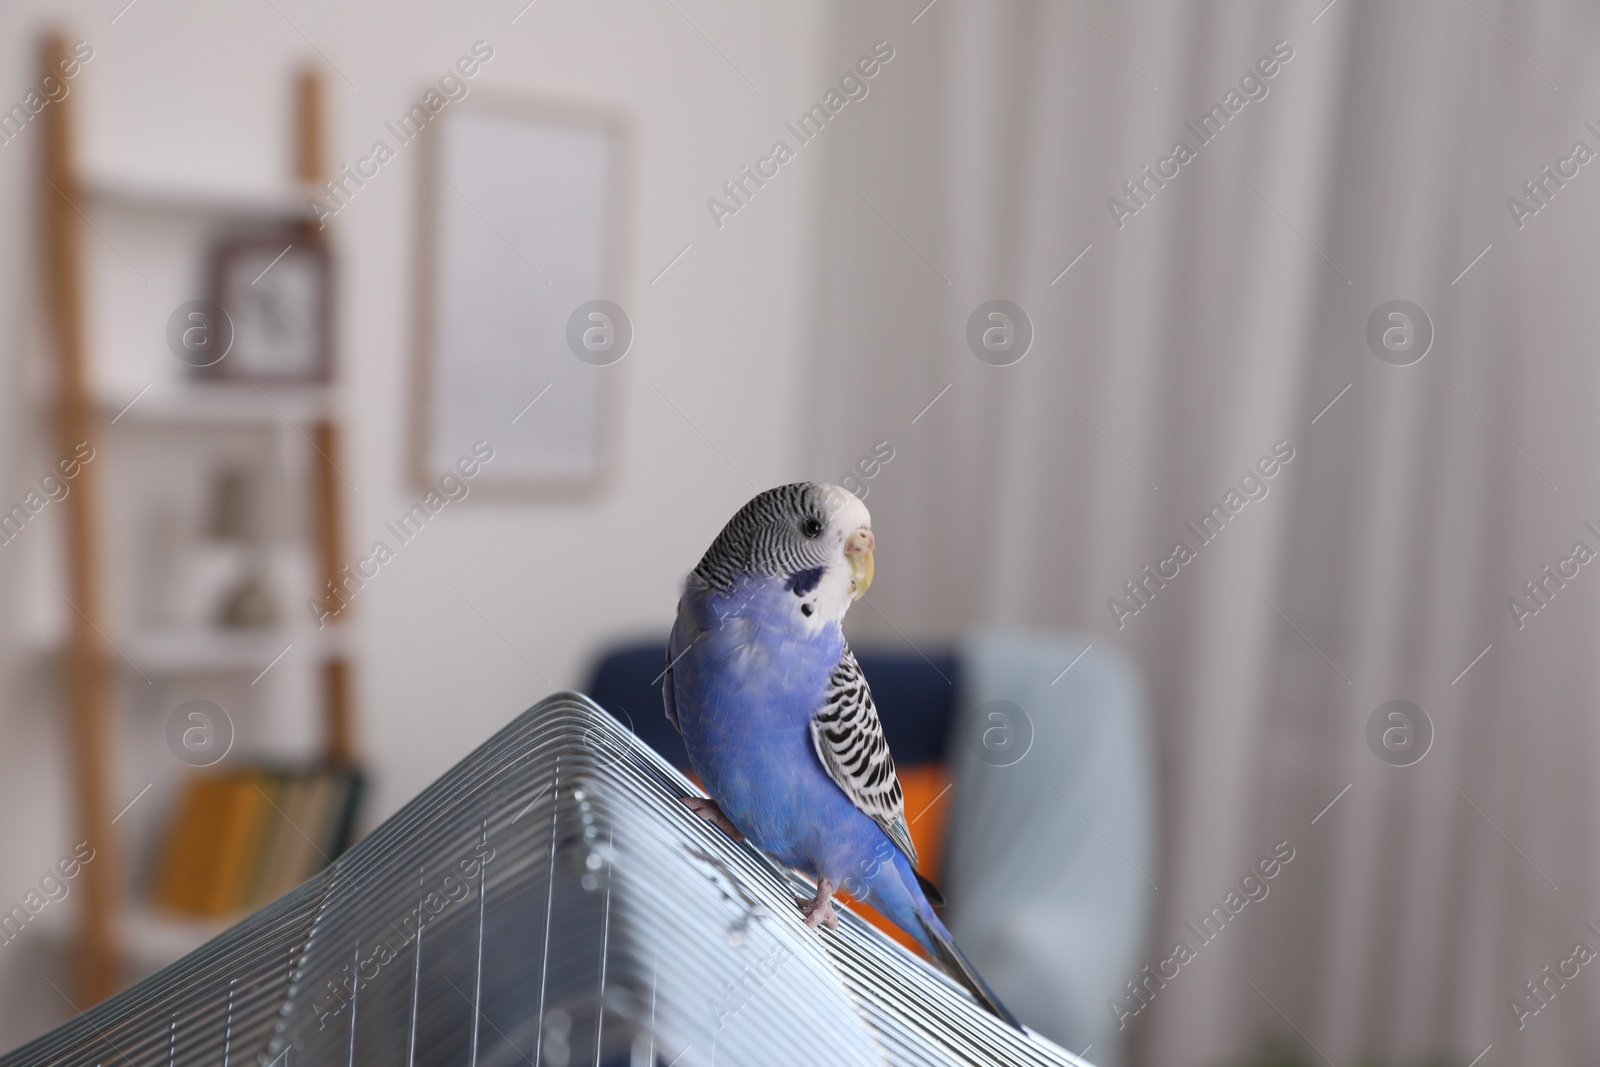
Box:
[798,877,839,930]
[681,796,745,842]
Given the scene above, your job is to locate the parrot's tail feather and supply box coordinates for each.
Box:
[914,871,945,908]
[917,915,1022,1029]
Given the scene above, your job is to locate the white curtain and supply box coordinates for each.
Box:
[805,2,1600,1064]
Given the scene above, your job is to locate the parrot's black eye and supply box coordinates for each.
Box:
[800,516,824,539]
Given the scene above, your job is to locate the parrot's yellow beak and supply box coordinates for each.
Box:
[845,528,875,600]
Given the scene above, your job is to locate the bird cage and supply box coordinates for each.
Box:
[1,693,1089,1066]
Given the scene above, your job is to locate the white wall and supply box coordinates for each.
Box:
[0,0,831,1045]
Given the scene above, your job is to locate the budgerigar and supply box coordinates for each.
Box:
[663,482,1020,1027]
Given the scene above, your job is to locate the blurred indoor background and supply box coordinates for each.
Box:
[1,1,1598,1065]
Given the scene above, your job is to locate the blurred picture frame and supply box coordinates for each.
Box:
[205,229,334,384]
[409,93,634,496]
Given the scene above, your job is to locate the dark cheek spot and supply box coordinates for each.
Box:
[800,602,814,617]
[786,567,824,597]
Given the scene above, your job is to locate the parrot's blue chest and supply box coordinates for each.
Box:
[670,580,868,873]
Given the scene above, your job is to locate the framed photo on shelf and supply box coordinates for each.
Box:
[409,94,634,495]
[205,230,333,383]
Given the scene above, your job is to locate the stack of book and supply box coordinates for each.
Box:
[151,765,363,916]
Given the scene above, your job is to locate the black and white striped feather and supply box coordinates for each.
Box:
[810,645,918,868]
[692,482,839,592]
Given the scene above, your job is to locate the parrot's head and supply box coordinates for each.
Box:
[692,482,875,628]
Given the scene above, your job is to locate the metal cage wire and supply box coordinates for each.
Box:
[2,693,1089,1066]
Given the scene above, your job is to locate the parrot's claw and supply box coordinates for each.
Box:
[798,877,839,930]
[681,796,746,842]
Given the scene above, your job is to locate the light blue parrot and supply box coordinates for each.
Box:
[663,482,1020,1027]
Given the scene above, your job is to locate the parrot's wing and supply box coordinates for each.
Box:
[809,644,919,869]
[663,606,688,734]
[662,646,680,733]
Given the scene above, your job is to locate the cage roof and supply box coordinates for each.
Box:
[2,692,1087,1066]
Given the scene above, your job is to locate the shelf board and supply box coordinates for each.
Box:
[120,626,346,677]
[80,168,320,221]
[99,382,337,427]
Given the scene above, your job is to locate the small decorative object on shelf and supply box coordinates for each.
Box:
[219,570,277,628]
[206,465,280,628]
[204,226,333,383]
